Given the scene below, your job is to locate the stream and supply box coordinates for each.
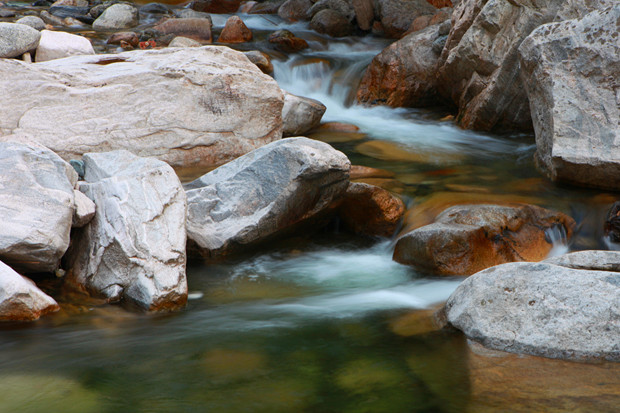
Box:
[1,4,619,412]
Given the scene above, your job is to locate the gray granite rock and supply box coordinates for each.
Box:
[445,250,620,361]
[0,22,41,58]
[185,137,350,257]
[65,150,188,311]
[15,16,46,31]
[92,3,138,30]
[282,91,326,136]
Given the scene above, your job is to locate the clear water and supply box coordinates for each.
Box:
[1,7,619,413]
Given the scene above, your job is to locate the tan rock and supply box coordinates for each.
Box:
[154,18,212,43]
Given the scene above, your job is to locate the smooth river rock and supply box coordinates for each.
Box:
[0,46,284,168]
[0,22,41,58]
[0,141,77,273]
[446,250,620,361]
[65,151,188,311]
[436,0,614,132]
[393,204,575,276]
[519,5,620,190]
[92,3,139,30]
[281,91,326,136]
[375,0,437,38]
[35,30,95,62]
[0,261,60,321]
[185,137,351,257]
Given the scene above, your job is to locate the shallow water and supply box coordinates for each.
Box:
[1,6,619,412]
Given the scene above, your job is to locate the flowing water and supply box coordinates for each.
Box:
[1,6,619,412]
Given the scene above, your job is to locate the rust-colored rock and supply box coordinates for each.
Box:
[106,31,139,47]
[190,0,241,13]
[218,15,252,43]
[154,18,212,43]
[393,204,576,276]
[315,122,360,133]
[268,29,308,53]
[249,0,285,14]
[426,0,451,7]
[338,182,405,237]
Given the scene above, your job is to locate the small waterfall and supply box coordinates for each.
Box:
[545,224,569,257]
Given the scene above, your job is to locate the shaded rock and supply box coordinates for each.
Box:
[15,16,47,31]
[48,5,92,24]
[519,5,620,190]
[375,0,436,38]
[310,9,354,37]
[50,0,87,6]
[315,122,360,133]
[65,150,188,312]
[153,17,212,43]
[357,24,442,107]
[40,10,67,27]
[268,29,308,52]
[282,91,326,136]
[427,0,451,6]
[168,36,201,47]
[307,0,355,21]
[0,261,60,321]
[35,30,95,62]
[436,0,614,132]
[278,0,313,22]
[0,141,77,273]
[446,250,620,361]
[72,189,95,228]
[218,15,252,43]
[92,3,138,30]
[338,182,405,237]
[243,50,273,74]
[605,202,620,243]
[352,0,373,31]
[185,137,350,257]
[106,31,139,47]
[0,47,283,169]
[249,0,285,14]
[190,0,241,13]
[393,204,575,276]
[0,22,41,58]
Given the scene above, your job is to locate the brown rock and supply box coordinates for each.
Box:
[349,165,394,180]
[357,25,443,107]
[310,9,355,37]
[426,0,451,7]
[393,204,576,276]
[428,9,450,25]
[239,1,257,13]
[190,0,241,13]
[352,0,374,31]
[154,18,212,43]
[408,15,431,33]
[338,182,405,237]
[389,304,446,337]
[218,15,252,43]
[106,31,139,47]
[375,0,437,38]
[249,0,285,14]
[268,29,308,53]
[243,50,273,74]
[278,0,313,22]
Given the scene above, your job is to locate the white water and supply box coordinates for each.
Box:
[545,224,570,257]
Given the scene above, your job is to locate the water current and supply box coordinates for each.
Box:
[1,5,619,412]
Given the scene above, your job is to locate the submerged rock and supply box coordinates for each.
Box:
[0,47,283,168]
[519,5,620,190]
[282,91,326,136]
[393,204,575,276]
[185,137,350,257]
[0,22,41,58]
[0,141,77,273]
[446,250,620,361]
[0,261,60,321]
[65,150,188,312]
[35,30,95,62]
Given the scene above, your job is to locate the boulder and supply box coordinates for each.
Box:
[65,150,188,312]
[351,0,373,31]
[375,0,436,38]
[282,91,326,136]
[268,29,308,53]
[307,0,355,22]
[0,261,60,321]
[15,16,47,31]
[278,0,313,22]
[337,182,405,237]
[35,30,95,62]
[519,5,620,190]
[185,137,350,257]
[393,204,575,276]
[92,3,138,30]
[153,18,213,43]
[243,50,273,74]
[436,0,614,132]
[217,16,252,43]
[0,22,41,58]
[357,24,442,107]
[0,47,284,169]
[0,141,77,273]
[446,250,620,361]
[310,9,355,37]
[190,0,241,13]
[249,0,286,14]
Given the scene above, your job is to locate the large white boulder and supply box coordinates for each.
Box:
[185,137,351,257]
[65,151,188,311]
[0,141,77,273]
[519,5,620,190]
[35,30,95,62]
[0,261,60,321]
[445,250,620,361]
[0,46,284,168]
